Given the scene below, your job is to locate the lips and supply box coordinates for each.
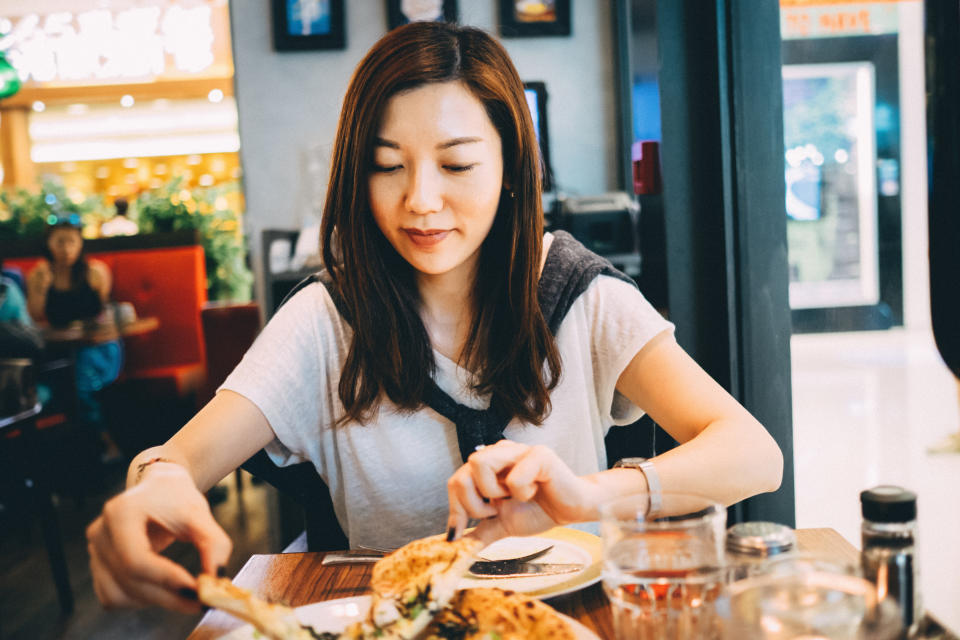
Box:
[403,228,451,247]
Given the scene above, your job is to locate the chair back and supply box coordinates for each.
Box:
[0,358,37,417]
[199,301,262,406]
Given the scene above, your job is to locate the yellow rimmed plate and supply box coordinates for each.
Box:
[458,526,602,599]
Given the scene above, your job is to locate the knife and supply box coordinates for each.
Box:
[468,562,585,578]
[321,550,385,565]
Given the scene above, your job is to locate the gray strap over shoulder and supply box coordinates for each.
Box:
[280,230,638,462]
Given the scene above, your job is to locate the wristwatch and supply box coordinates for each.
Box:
[613,457,663,517]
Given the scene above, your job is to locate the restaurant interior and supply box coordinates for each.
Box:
[0,1,957,638]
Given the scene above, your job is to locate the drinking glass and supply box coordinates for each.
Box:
[600,493,727,640]
[721,555,903,640]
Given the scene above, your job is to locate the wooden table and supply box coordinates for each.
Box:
[42,316,159,346]
[191,527,944,640]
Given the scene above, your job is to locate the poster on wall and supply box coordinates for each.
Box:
[782,61,880,311]
[499,0,571,37]
[386,0,458,30]
[272,0,346,51]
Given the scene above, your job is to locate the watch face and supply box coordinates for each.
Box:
[615,457,648,467]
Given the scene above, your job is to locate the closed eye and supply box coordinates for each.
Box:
[445,164,477,173]
[372,164,402,173]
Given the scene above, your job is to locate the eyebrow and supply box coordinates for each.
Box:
[374,136,483,150]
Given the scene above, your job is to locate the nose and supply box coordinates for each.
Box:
[404,165,443,215]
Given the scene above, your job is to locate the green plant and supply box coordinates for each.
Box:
[0,182,103,239]
[135,178,253,302]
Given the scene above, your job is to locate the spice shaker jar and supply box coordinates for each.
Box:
[726,521,797,582]
[860,485,921,635]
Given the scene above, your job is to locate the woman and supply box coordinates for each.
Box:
[26,218,123,437]
[87,22,783,614]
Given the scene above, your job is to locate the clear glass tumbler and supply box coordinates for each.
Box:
[721,555,903,639]
[600,493,727,640]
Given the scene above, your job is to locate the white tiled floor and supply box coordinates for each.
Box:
[791,329,960,631]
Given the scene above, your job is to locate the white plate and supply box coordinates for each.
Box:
[221,594,600,640]
[459,526,602,599]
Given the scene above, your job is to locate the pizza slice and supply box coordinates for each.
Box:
[196,574,329,640]
[423,587,576,640]
[342,536,485,640]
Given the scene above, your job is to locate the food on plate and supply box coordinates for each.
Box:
[424,587,576,640]
[197,537,574,640]
[342,536,485,639]
[196,574,322,640]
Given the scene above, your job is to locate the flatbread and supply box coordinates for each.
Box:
[424,588,576,640]
[343,536,484,639]
[196,574,317,640]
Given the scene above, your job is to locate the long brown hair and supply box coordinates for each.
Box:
[321,21,561,425]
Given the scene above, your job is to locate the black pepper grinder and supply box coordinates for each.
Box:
[860,485,921,635]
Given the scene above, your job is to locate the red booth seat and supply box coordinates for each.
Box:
[5,244,208,396]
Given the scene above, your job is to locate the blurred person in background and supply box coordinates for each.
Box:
[99,197,139,237]
[26,218,123,458]
[0,258,44,359]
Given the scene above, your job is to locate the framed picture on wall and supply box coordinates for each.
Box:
[272,0,346,51]
[387,0,458,31]
[499,0,571,37]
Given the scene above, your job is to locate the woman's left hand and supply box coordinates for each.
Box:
[446,440,599,545]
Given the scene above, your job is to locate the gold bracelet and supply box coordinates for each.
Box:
[134,456,174,484]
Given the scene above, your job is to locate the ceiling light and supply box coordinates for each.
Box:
[120,94,135,108]
[207,88,224,103]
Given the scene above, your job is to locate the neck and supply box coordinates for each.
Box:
[416,256,479,361]
[51,261,74,276]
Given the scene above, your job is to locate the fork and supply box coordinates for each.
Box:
[322,544,555,566]
[475,544,554,565]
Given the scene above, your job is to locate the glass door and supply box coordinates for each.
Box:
[781,1,960,630]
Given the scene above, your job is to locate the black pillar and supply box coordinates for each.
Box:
[656,0,796,525]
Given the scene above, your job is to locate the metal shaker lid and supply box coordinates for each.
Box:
[726,521,797,556]
[860,485,917,523]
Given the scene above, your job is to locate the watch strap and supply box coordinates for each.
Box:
[614,457,663,517]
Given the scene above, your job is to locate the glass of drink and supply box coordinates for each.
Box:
[722,555,903,640]
[599,493,727,640]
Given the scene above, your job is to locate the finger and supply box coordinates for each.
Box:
[466,450,512,500]
[101,501,199,596]
[89,540,140,609]
[446,486,469,542]
[446,469,493,538]
[502,445,558,502]
[121,578,204,614]
[449,468,498,520]
[183,508,233,575]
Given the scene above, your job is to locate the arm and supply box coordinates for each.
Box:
[87,390,276,612]
[448,331,783,543]
[25,262,51,322]
[87,259,112,303]
[612,330,784,505]
[126,389,276,492]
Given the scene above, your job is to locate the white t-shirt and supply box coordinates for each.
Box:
[222,269,674,549]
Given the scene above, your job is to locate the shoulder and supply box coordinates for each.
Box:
[87,259,109,276]
[27,261,51,279]
[86,259,111,286]
[266,277,347,341]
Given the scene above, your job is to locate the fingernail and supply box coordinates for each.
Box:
[216,566,228,578]
[446,526,456,542]
[178,587,198,601]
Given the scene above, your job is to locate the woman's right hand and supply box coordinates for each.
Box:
[86,461,232,613]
